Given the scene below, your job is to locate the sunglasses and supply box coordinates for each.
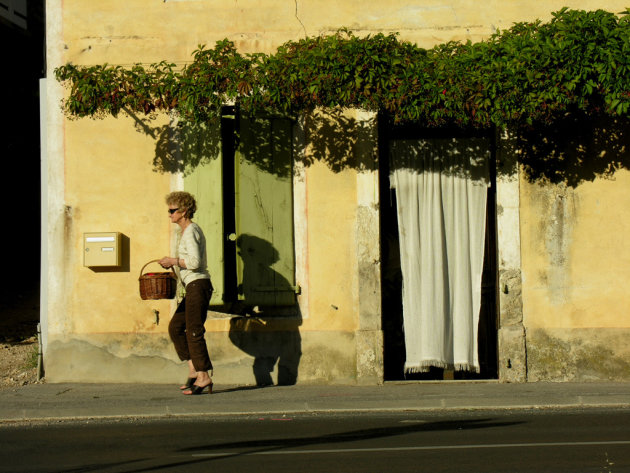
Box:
[168,208,180,215]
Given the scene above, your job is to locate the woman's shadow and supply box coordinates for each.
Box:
[228,234,302,386]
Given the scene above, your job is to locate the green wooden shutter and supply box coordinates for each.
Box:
[235,116,296,306]
[182,122,225,305]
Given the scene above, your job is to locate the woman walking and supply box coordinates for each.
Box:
[159,191,214,395]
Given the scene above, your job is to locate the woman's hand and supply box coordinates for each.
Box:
[159,256,175,269]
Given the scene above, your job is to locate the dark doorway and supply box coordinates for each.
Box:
[379,117,498,381]
[0,2,45,342]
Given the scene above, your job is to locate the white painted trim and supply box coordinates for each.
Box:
[43,0,67,352]
[355,110,381,333]
[356,110,380,207]
[293,115,309,320]
[39,78,48,354]
[496,173,522,270]
[495,129,526,383]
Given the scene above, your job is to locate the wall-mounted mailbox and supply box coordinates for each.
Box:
[84,232,122,267]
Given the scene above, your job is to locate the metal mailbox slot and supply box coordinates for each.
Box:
[84,232,122,267]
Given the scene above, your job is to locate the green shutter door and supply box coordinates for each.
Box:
[182,122,225,305]
[235,116,296,306]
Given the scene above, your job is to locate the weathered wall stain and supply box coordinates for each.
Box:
[302,343,356,383]
[45,330,360,385]
[528,328,630,382]
[529,183,578,307]
[45,337,183,383]
[498,268,523,327]
[544,187,578,305]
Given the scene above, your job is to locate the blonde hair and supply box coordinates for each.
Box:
[165,191,197,218]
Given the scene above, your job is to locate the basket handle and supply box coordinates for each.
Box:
[139,259,176,278]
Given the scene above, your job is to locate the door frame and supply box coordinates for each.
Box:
[377,114,500,380]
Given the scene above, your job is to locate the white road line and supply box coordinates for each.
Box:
[192,440,630,457]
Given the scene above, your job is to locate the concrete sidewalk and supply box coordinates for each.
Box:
[1,381,629,423]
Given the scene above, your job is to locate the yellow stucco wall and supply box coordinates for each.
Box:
[521,170,630,329]
[63,115,173,335]
[517,111,630,380]
[303,161,359,331]
[60,0,630,64]
[47,0,630,383]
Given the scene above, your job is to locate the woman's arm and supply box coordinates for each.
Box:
[158,256,187,269]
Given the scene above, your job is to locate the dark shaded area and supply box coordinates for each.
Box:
[237,113,295,178]
[380,118,494,179]
[300,108,375,174]
[131,107,377,178]
[136,105,630,188]
[125,111,223,177]
[220,115,239,303]
[229,235,302,386]
[478,165,498,379]
[0,290,40,343]
[235,234,297,307]
[516,112,630,187]
[228,314,302,386]
[379,189,405,380]
[178,417,523,458]
[314,110,630,188]
[0,2,45,342]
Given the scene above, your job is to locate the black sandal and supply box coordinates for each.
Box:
[182,382,213,395]
[180,377,197,390]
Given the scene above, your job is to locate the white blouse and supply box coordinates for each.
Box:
[176,222,211,286]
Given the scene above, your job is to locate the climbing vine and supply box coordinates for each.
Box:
[55,8,630,128]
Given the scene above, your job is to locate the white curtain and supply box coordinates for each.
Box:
[389,138,490,373]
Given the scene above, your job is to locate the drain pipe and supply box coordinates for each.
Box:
[37,323,44,381]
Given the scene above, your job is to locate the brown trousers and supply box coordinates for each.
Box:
[168,278,213,372]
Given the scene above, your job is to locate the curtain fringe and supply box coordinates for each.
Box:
[405,361,480,374]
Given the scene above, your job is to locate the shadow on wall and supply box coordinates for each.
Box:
[235,234,297,307]
[127,107,377,178]
[515,113,630,187]
[229,234,302,386]
[127,106,630,187]
[383,113,630,187]
[229,315,302,386]
[124,111,223,177]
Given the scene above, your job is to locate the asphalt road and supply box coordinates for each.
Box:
[1,408,629,472]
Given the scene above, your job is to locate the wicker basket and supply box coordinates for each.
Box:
[139,259,177,300]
